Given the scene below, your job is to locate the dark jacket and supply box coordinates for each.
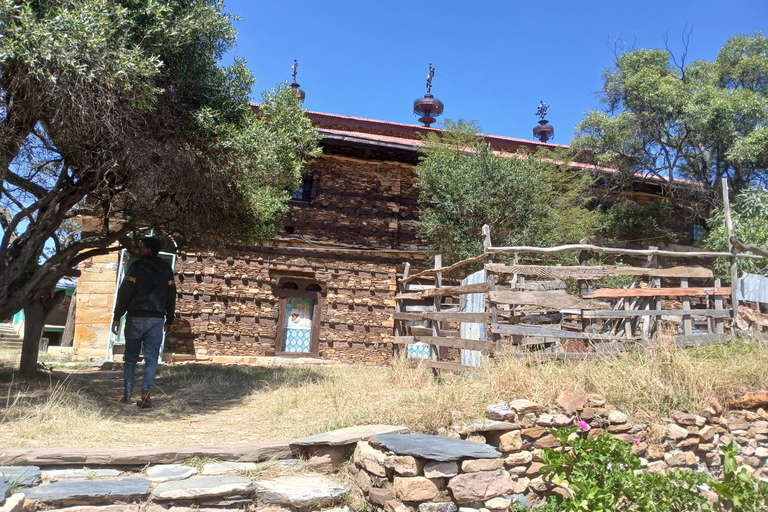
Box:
[113,256,176,323]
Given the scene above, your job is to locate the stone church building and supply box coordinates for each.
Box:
[71,109,703,364]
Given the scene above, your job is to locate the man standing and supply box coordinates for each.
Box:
[112,237,176,408]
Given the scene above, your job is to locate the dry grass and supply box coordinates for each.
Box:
[0,336,766,448]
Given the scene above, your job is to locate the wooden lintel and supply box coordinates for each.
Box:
[485,264,613,279]
[585,287,731,299]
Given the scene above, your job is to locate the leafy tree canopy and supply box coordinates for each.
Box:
[702,186,768,281]
[0,0,319,371]
[415,120,600,264]
[573,32,768,204]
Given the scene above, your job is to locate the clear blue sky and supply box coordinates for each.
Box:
[222,0,766,144]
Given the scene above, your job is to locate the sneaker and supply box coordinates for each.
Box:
[118,395,131,404]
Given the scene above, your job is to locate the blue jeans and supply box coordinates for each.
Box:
[123,316,164,397]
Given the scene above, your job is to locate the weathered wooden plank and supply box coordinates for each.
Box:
[494,324,622,341]
[513,351,615,362]
[611,266,713,279]
[421,282,490,298]
[582,309,731,319]
[672,333,733,348]
[490,290,610,310]
[486,263,714,279]
[425,360,470,372]
[486,243,762,260]
[394,335,494,351]
[395,291,424,300]
[486,264,614,279]
[585,287,732,299]
[393,311,490,323]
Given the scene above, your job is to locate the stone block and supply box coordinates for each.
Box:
[498,431,522,453]
[419,502,457,512]
[447,469,514,504]
[460,459,505,473]
[369,487,396,507]
[354,441,387,477]
[486,404,516,422]
[508,400,540,415]
[483,497,511,511]
[646,461,669,474]
[555,393,585,415]
[384,500,410,512]
[503,452,532,467]
[252,476,347,509]
[607,411,628,424]
[393,477,438,502]
[423,461,458,479]
[670,411,697,426]
[384,456,423,477]
[666,424,689,440]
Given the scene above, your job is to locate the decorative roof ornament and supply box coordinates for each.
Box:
[533,100,554,142]
[290,59,305,103]
[413,62,444,127]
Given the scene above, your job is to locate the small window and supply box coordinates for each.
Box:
[280,282,299,290]
[290,175,315,202]
[305,283,322,292]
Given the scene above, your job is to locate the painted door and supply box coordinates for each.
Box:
[281,297,315,352]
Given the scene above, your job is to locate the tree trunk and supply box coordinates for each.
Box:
[19,290,66,374]
[61,290,76,347]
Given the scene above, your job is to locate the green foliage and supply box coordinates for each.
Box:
[701,186,768,281]
[573,33,768,202]
[519,427,768,512]
[0,0,320,328]
[415,120,600,263]
[710,435,768,511]
[602,199,679,246]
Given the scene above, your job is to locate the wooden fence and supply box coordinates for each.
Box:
[394,224,765,370]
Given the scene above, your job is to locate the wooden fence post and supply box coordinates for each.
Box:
[482,225,500,350]
[431,255,442,372]
[722,177,739,332]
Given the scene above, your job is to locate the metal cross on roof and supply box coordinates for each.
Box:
[292,60,299,84]
[536,100,549,120]
[426,63,435,94]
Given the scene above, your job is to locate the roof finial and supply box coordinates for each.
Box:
[533,100,554,142]
[289,59,305,103]
[413,63,444,127]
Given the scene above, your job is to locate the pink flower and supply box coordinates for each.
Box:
[576,420,591,431]
[635,438,642,445]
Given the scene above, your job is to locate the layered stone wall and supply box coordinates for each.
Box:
[347,393,768,510]
[165,248,402,365]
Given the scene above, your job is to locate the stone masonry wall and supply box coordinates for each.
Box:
[166,249,401,365]
[348,392,768,510]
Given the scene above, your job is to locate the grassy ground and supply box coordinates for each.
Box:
[0,337,766,448]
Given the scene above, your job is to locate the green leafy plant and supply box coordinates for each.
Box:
[710,435,768,511]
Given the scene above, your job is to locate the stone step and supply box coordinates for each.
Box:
[1,468,350,511]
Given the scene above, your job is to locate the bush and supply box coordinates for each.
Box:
[519,426,768,512]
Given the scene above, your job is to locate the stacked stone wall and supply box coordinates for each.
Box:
[167,249,402,365]
[348,393,768,510]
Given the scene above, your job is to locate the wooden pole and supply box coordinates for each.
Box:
[482,225,500,350]
[721,177,739,332]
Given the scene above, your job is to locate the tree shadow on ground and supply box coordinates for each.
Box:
[0,360,330,425]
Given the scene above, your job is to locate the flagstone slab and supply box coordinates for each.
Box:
[44,506,141,512]
[253,475,347,509]
[0,466,41,487]
[24,477,150,505]
[43,469,121,480]
[200,462,257,476]
[0,441,293,466]
[152,476,254,501]
[370,434,502,462]
[0,492,24,512]
[146,465,197,483]
[291,425,409,447]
